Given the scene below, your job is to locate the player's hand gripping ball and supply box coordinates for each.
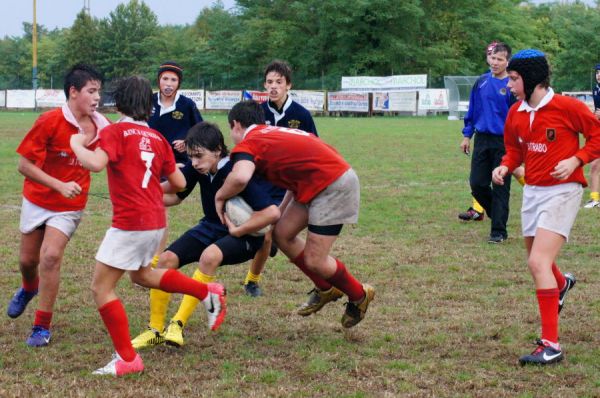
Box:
[225,196,269,237]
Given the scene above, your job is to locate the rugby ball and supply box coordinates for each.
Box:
[225,196,269,237]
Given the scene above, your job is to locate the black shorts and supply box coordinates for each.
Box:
[167,220,265,268]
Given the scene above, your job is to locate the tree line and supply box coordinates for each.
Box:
[1,0,599,93]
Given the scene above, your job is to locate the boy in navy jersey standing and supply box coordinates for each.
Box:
[241,60,320,298]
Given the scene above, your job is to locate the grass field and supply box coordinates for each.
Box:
[1,110,600,397]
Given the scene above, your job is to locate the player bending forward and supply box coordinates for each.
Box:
[71,76,226,376]
[492,49,600,365]
[216,100,375,328]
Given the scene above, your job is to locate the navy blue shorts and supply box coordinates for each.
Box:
[166,220,265,268]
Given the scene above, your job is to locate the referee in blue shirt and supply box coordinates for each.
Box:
[460,43,515,243]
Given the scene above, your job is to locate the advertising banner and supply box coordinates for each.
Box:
[327,91,369,112]
[418,89,449,110]
[291,90,325,111]
[242,90,269,104]
[372,91,417,112]
[36,89,66,108]
[180,89,205,110]
[7,90,36,108]
[205,90,241,110]
[342,75,427,91]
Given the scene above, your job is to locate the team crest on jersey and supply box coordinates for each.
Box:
[499,88,507,95]
[172,111,184,120]
[139,137,152,151]
[546,128,556,142]
[287,119,301,129]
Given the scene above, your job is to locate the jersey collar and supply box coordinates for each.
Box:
[242,124,259,139]
[158,91,181,116]
[518,88,554,113]
[118,115,149,127]
[62,103,111,146]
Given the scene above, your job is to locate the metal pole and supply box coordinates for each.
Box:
[32,0,38,110]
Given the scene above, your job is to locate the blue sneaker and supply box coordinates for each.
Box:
[7,287,38,318]
[26,326,51,347]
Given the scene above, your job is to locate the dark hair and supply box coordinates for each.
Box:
[63,63,103,99]
[185,121,229,158]
[492,42,512,60]
[112,76,153,121]
[264,60,292,84]
[228,100,266,129]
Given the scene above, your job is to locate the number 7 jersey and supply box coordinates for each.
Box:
[98,120,176,230]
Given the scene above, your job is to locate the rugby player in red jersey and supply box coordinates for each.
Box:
[71,76,226,376]
[493,49,600,365]
[8,64,110,347]
[215,100,375,328]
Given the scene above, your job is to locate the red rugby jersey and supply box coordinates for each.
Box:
[99,121,176,230]
[501,93,600,187]
[16,106,109,211]
[231,125,350,204]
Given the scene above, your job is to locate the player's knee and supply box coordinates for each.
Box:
[199,247,222,270]
[38,249,62,271]
[19,255,38,270]
[158,251,179,269]
[527,257,546,277]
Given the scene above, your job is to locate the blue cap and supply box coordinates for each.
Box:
[595,63,600,71]
[512,49,545,60]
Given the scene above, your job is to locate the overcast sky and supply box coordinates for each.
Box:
[2,0,596,38]
[1,0,236,38]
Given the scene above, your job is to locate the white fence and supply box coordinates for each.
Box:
[0,88,452,115]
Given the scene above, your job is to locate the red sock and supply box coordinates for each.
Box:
[291,252,332,291]
[33,310,52,329]
[159,269,208,300]
[327,258,364,302]
[536,288,559,344]
[98,299,136,362]
[552,263,566,291]
[23,277,39,292]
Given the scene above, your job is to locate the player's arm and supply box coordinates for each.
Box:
[224,204,280,238]
[18,156,82,199]
[215,157,256,223]
[162,168,186,193]
[70,134,109,172]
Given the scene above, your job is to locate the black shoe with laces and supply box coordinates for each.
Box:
[487,234,506,244]
[458,207,484,221]
[519,339,564,366]
[244,281,263,297]
[558,273,576,314]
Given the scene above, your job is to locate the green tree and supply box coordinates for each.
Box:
[62,10,101,69]
[549,2,600,91]
[96,0,160,80]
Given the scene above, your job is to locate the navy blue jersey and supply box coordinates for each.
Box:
[149,93,203,164]
[593,84,600,110]
[262,96,318,136]
[176,158,278,225]
[462,73,516,138]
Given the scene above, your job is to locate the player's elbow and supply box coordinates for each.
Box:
[264,205,281,224]
[168,170,186,191]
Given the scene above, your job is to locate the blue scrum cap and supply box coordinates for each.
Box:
[507,49,549,101]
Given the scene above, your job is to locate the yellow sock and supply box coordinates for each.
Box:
[150,255,160,268]
[517,175,525,186]
[148,288,171,332]
[244,271,261,285]
[172,270,215,326]
[591,192,600,202]
[472,199,484,214]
